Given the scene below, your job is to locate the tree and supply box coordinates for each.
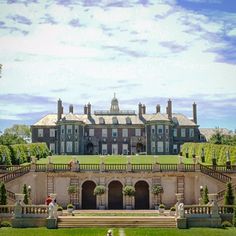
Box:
[67,185,76,203]
[4,124,31,142]
[23,184,29,204]
[0,133,26,146]
[203,185,209,204]
[152,185,163,205]
[0,182,7,205]
[94,185,106,206]
[209,127,223,144]
[224,182,235,213]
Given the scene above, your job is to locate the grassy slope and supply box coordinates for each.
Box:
[1,227,235,236]
[36,155,195,164]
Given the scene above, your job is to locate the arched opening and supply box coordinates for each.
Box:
[87,143,94,154]
[135,181,149,209]
[82,181,96,209]
[108,181,123,209]
[136,143,144,153]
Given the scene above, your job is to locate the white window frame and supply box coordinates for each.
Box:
[122,128,128,138]
[122,144,128,155]
[189,128,194,137]
[165,141,169,152]
[181,128,186,137]
[165,126,169,134]
[66,141,73,153]
[67,125,72,134]
[135,128,141,137]
[50,129,55,137]
[157,125,163,134]
[61,141,64,153]
[112,144,118,154]
[49,143,55,154]
[157,141,163,153]
[102,128,107,138]
[75,141,79,153]
[151,125,155,135]
[112,129,118,137]
[173,128,177,137]
[38,129,43,137]
[89,129,94,137]
[102,144,107,155]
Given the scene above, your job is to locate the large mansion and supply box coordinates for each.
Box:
[31,95,200,155]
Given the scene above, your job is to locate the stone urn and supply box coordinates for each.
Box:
[15,193,25,204]
[50,193,57,201]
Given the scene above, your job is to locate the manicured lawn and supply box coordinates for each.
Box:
[36,155,196,164]
[1,227,235,236]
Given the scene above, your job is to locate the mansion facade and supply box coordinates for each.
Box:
[31,95,200,155]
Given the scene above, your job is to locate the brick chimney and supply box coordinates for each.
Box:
[84,105,88,115]
[167,99,172,120]
[156,104,161,113]
[193,102,197,124]
[69,104,73,113]
[87,102,91,117]
[138,102,142,117]
[142,104,146,114]
[57,99,63,121]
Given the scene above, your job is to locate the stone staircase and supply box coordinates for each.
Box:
[57,216,176,228]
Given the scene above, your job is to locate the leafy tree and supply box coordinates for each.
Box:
[209,128,223,144]
[0,182,7,205]
[23,184,29,205]
[203,185,209,204]
[4,124,31,141]
[0,133,26,146]
[152,185,163,205]
[94,185,106,206]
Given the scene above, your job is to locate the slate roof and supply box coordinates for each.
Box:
[32,112,196,126]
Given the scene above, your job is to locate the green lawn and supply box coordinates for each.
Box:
[36,155,196,164]
[1,227,235,236]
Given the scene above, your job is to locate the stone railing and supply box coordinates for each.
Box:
[0,165,21,173]
[184,205,212,215]
[160,164,177,172]
[0,204,14,217]
[21,205,48,218]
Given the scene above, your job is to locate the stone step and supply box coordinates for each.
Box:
[57,216,176,228]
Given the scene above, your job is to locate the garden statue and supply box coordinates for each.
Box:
[48,199,57,219]
[178,203,185,218]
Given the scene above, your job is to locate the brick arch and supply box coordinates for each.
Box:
[81,180,96,209]
[134,180,149,209]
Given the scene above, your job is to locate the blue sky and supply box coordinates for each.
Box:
[0,0,236,132]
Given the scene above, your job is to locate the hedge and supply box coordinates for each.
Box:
[0,145,12,165]
[0,143,49,165]
[181,142,236,165]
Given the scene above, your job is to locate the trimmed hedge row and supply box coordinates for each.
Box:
[0,143,49,165]
[181,142,236,165]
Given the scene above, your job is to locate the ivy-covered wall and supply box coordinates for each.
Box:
[181,142,236,164]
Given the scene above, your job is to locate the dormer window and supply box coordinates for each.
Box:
[99,117,105,124]
[126,117,132,125]
[112,116,118,125]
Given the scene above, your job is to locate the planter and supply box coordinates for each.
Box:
[57,210,63,216]
[159,208,165,214]
[67,208,73,214]
[169,211,176,216]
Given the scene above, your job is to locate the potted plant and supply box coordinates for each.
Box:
[159,204,165,214]
[57,206,63,216]
[94,185,106,209]
[67,185,76,204]
[170,206,176,216]
[67,203,74,214]
[152,185,163,209]
[123,185,135,209]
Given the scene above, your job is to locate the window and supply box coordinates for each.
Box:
[66,141,72,153]
[75,141,79,153]
[122,144,128,155]
[165,126,169,134]
[151,141,155,153]
[50,129,55,137]
[157,125,163,134]
[61,125,65,135]
[135,128,141,136]
[165,142,169,153]
[181,128,186,137]
[49,143,55,154]
[99,117,105,124]
[102,128,107,137]
[75,125,79,134]
[189,128,194,137]
[61,142,64,153]
[122,129,128,137]
[173,128,177,137]
[112,129,118,137]
[67,125,72,134]
[126,117,132,125]
[151,125,155,135]
[38,129,43,137]
[102,144,107,155]
[173,144,178,154]
[89,129,94,137]
[112,144,118,154]
[112,117,118,125]
[157,141,163,152]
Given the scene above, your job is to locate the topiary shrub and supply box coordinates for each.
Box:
[203,185,209,204]
[123,186,135,197]
[1,220,12,227]
[221,221,232,228]
[0,182,7,205]
[22,184,29,205]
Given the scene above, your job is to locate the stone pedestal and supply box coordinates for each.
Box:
[127,163,132,172]
[100,162,105,172]
[46,218,57,229]
[152,163,160,172]
[47,163,54,172]
[177,163,184,172]
[195,163,201,172]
